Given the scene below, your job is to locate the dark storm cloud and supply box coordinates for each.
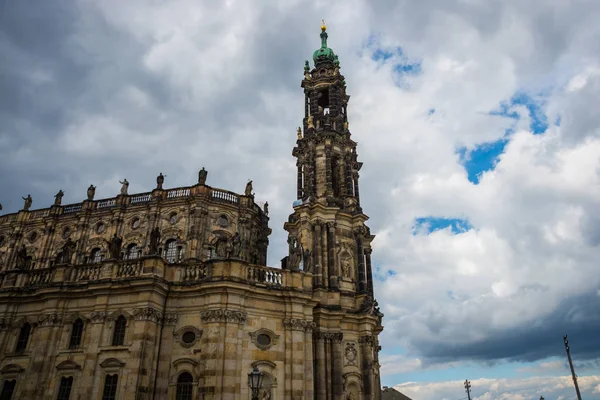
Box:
[413,292,600,365]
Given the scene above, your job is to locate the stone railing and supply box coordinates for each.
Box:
[25,268,54,287]
[211,189,239,204]
[29,209,50,219]
[63,203,83,214]
[247,265,283,287]
[0,257,312,293]
[167,188,191,199]
[116,260,143,278]
[0,214,17,223]
[97,198,117,209]
[130,193,152,204]
[180,264,209,282]
[71,264,102,282]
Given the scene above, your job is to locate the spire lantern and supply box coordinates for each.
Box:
[312,20,336,67]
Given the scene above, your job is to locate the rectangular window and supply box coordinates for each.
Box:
[15,324,31,353]
[101,374,118,400]
[56,376,73,400]
[0,380,16,400]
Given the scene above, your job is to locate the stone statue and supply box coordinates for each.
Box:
[108,234,123,259]
[198,167,208,185]
[244,180,253,196]
[297,127,302,140]
[303,248,312,272]
[22,194,32,211]
[0,203,3,211]
[156,173,165,190]
[61,238,76,264]
[149,227,161,255]
[260,390,271,400]
[15,244,28,270]
[307,115,314,129]
[87,185,96,201]
[344,120,349,131]
[119,179,129,195]
[263,202,269,216]
[304,60,311,80]
[287,237,301,271]
[54,190,64,206]
[232,232,241,258]
[341,258,350,278]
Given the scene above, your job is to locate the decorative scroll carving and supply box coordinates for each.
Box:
[133,307,163,324]
[90,311,108,324]
[37,313,62,327]
[283,319,316,332]
[163,312,178,325]
[345,342,358,366]
[358,335,375,347]
[200,309,247,324]
[314,331,343,342]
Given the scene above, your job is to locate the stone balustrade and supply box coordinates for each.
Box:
[0,258,312,293]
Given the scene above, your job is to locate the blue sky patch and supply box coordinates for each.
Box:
[413,217,472,235]
[457,138,508,184]
[365,37,421,87]
[491,92,549,134]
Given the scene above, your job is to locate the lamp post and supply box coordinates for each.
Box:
[248,366,264,400]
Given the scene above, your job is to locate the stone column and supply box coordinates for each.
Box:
[297,161,304,200]
[365,248,374,295]
[327,223,338,289]
[313,222,323,288]
[321,222,329,287]
[80,311,108,400]
[32,314,63,398]
[313,332,327,400]
[153,312,177,398]
[353,172,360,205]
[344,155,353,197]
[325,148,333,196]
[304,323,316,399]
[332,333,344,400]
[359,335,375,399]
[355,234,366,293]
[132,307,164,399]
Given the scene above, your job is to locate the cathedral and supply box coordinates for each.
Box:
[0,23,383,400]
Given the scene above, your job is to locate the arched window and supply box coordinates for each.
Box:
[0,379,16,400]
[175,372,193,400]
[69,319,84,349]
[126,244,139,260]
[164,239,177,263]
[101,374,118,400]
[56,376,73,400]
[111,316,126,346]
[15,323,31,353]
[91,248,102,264]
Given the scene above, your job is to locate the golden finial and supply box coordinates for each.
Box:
[321,19,327,31]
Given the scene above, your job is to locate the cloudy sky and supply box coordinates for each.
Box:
[1,0,600,398]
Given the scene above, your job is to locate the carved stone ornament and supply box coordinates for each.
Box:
[283,318,316,332]
[174,326,203,348]
[345,342,358,366]
[90,311,108,324]
[314,332,344,343]
[38,313,62,327]
[200,309,247,324]
[358,335,375,347]
[133,307,163,324]
[163,312,178,325]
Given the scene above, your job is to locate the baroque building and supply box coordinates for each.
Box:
[0,23,383,400]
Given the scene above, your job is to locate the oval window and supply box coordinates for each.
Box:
[256,334,271,347]
[182,331,196,344]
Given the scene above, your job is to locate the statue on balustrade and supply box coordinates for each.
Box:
[119,179,129,195]
[303,248,312,272]
[287,236,302,271]
[244,180,253,196]
[156,173,165,190]
[263,202,269,216]
[108,234,123,259]
[54,190,64,206]
[87,185,96,201]
[148,228,161,255]
[15,245,29,270]
[232,232,241,258]
[22,194,32,211]
[61,238,77,264]
[198,167,208,185]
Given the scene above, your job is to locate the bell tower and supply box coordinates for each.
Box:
[283,22,383,400]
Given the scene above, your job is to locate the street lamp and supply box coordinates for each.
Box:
[248,366,264,400]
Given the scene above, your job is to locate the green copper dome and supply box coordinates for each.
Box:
[312,25,336,67]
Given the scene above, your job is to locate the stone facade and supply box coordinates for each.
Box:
[0,24,383,400]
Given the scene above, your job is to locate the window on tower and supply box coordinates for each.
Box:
[317,89,329,112]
